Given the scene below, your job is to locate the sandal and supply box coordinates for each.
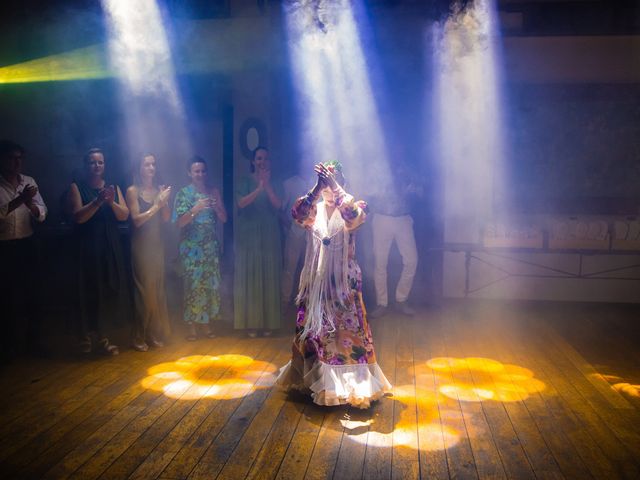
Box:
[132,340,149,352]
[148,336,164,348]
[97,338,119,356]
[185,322,197,342]
[202,324,216,339]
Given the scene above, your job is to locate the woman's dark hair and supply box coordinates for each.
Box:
[187,155,207,171]
[250,145,268,173]
[133,152,163,187]
[83,147,103,164]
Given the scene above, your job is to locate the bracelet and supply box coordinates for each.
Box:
[302,191,315,206]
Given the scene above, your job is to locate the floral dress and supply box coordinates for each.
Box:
[172,184,220,325]
[276,186,392,408]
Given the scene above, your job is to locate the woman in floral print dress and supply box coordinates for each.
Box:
[277,162,392,408]
[173,156,227,340]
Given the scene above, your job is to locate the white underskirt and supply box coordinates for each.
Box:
[276,359,392,409]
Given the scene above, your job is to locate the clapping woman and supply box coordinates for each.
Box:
[173,156,227,340]
[67,148,130,355]
[126,154,172,351]
[234,146,283,337]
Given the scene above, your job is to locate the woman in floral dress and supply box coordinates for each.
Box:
[277,162,392,408]
[173,156,227,340]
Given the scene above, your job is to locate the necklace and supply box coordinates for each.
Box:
[312,229,341,247]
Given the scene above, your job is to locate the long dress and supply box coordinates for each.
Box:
[172,184,221,324]
[276,186,392,408]
[74,181,130,337]
[233,176,282,330]
[131,193,171,342]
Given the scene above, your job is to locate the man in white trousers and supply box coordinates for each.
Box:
[369,162,422,318]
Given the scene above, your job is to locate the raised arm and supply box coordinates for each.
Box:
[127,186,155,227]
[263,182,282,210]
[127,185,171,228]
[315,163,366,231]
[291,174,324,228]
[333,185,367,231]
[237,182,263,209]
[160,187,172,222]
[0,182,45,221]
[212,188,227,223]
[110,185,129,221]
[29,181,47,222]
[68,183,101,224]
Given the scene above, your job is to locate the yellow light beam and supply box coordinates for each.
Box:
[0,45,112,84]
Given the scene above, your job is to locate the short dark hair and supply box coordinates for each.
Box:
[83,147,103,163]
[250,146,268,173]
[187,155,207,171]
[0,140,24,160]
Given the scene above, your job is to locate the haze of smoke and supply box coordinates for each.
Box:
[284,0,393,199]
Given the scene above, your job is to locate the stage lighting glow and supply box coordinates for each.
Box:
[285,0,392,197]
[101,0,191,161]
[432,0,506,244]
[141,354,278,400]
[592,372,640,399]
[591,373,623,382]
[0,45,110,84]
[420,356,546,402]
[342,385,461,451]
[102,0,180,103]
[613,383,640,398]
[344,358,544,451]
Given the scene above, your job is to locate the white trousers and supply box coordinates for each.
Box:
[373,213,418,306]
[281,226,307,302]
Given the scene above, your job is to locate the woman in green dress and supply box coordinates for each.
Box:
[173,156,227,340]
[234,146,283,337]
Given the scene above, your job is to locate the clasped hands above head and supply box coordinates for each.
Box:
[313,163,338,190]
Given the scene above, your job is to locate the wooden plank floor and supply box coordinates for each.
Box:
[1,301,640,479]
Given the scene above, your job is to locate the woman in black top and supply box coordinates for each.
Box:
[67,148,129,355]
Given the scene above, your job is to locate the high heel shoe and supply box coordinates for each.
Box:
[132,340,149,352]
[97,337,119,356]
[148,336,164,348]
[201,323,216,339]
